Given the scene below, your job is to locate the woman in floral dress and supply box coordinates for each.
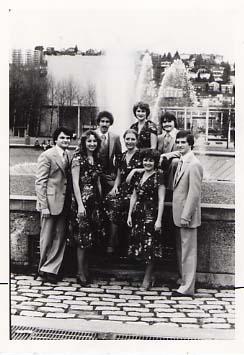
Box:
[104,129,142,254]
[71,130,105,286]
[130,101,158,149]
[127,149,166,290]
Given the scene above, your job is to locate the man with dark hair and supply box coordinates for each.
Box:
[158,112,179,200]
[35,127,73,283]
[95,111,122,253]
[171,130,203,296]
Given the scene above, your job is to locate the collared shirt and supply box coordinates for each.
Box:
[55,145,68,163]
[96,129,109,141]
[181,150,192,163]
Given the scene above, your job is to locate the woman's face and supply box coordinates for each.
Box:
[143,157,155,172]
[85,134,98,152]
[124,132,137,150]
[135,107,147,121]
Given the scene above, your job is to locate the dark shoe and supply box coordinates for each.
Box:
[76,275,87,287]
[45,273,58,284]
[34,271,47,281]
[171,291,192,297]
[139,277,155,291]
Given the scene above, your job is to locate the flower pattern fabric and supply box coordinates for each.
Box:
[130,120,158,149]
[69,152,106,248]
[104,150,142,224]
[128,170,165,263]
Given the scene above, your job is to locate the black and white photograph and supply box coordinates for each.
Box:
[3,0,244,350]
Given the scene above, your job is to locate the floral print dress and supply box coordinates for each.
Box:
[104,150,142,224]
[130,120,158,149]
[70,153,105,248]
[128,170,165,263]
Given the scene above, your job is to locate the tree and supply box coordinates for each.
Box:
[173,51,180,60]
[166,52,172,61]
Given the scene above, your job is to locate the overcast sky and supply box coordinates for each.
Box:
[7,0,243,63]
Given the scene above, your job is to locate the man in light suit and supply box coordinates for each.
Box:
[171,130,203,297]
[95,111,122,253]
[35,127,72,283]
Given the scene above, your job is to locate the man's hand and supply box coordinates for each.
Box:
[41,208,50,218]
[181,218,190,227]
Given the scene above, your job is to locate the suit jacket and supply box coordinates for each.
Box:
[97,130,122,179]
[157,128,178,154]
[35,146,72,215]
[172,151,203,228]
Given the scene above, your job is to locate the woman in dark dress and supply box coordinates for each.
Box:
[71,130,105,286]
[127,149,166,290]
[130,101,158,149]
[104,129,142,254]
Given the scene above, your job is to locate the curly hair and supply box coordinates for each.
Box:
[140,148,160,166]
[133,101,150,119]
[96,111,114,125]
[78,130,101,159]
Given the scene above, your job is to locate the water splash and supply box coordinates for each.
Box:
[135,52,157,105]
[10,162,37,176]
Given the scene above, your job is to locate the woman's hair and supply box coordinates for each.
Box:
[123,128,138,140]
[133,101,150,119]
[78,130,101,158]
[96,110,114,125]
[159,111,177,128]
[140,148,160,166]
[176,130,194,150]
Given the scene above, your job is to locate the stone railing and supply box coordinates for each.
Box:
[10,195,235,287]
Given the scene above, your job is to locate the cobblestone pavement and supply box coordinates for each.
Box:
[11,273,235,331]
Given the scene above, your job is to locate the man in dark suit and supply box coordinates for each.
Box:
[35,127,72,283]
[171,130,203,296]
[95,111,122,253]
[158,112,179,200]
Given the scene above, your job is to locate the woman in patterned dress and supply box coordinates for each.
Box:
[130,101,158,150]
[71,130,105,286]
[127,149,166,290]
[104,129,142,254]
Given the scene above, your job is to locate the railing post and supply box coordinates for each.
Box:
[206,107,209,143]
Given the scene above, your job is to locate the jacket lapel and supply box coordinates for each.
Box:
[53,147,66,175]
[109,132,115,158]
[173,151,194,188]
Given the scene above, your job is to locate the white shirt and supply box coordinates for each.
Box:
[55,145,67,162]
[96,129,109,141]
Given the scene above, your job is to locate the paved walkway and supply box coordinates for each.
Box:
[11,273,235,338]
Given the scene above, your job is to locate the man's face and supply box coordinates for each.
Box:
[55,132,71,150]
[98,117,111,134]
[176,137,191,155]
[162,119,175,133]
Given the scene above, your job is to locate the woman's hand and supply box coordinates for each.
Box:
[109,185,118,196]
[154,219,162,232]
[127,215,132,227]
[77,205,86,220]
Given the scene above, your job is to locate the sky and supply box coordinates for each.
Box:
[6,0,244,63]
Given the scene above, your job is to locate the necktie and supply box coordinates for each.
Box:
[164,133,171,148]
[175,159,183,182]
[63,150,68,166]
[101,134,106,148]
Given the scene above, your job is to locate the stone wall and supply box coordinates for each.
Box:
[10,196,235,287]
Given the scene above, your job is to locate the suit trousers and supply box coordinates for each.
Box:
[38,210,67,275]
[175,226,197,295]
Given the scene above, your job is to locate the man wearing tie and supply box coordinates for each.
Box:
[158,112,179,200]
[35,127,72,283]
[171,130,203,297]
[95,111,122,253]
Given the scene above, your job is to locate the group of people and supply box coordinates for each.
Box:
[35,101,203,296]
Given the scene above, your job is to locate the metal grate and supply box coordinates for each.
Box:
[11,326,200,340]
[11,326,98,340]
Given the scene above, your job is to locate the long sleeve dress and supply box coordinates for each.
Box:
[128,170,165,263]
[130,120,158,149]
[70,153,105,248]
[104,150,142,225]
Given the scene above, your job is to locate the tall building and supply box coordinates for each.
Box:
[12,49,23,66]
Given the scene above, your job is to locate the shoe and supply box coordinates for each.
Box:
[171,290,192,297]
[139,277,155,291]
[76,275,87,287]
[34,271,47,281]
[107,246,114,254]
[45,273,58,284]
